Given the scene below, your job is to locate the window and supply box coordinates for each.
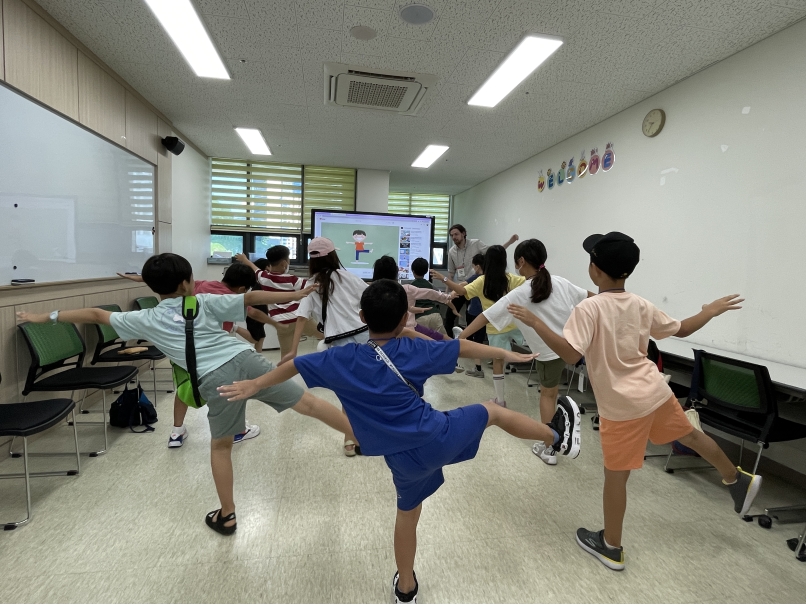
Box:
[211,158,302,232]
[302,166,356,233]
[388,192,451,243]
[253,234,299,261]
[210,233,244,257]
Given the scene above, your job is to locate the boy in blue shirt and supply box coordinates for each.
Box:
[17,253,358,536]
[218,279,582,603]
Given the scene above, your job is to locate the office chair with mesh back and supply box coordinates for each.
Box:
[17,321,138,457]
[90,304,170,405]
[0,371,80,530]
[668,350,806,475]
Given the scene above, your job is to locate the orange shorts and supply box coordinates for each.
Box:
[600,395,694,471]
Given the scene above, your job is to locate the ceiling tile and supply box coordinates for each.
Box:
[197,0,249,19]
[206,15,300,61]
[297,0,346,31]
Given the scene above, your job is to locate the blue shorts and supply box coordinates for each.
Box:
[384,404,489,511]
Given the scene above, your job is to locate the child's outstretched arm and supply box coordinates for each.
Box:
[244,284,317,307]
[459,313,489,339]
[429,269,467,296]
[507,304,582,364]
[217,361,300,401]
[17,308,113,326]
[458,339,536,365]
[117,272,144,282]
[233,253,260,272]
[675,294,743,338]
[279,317,309,364]
[247,306,281,328]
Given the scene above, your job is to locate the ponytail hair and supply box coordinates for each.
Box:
[308,250,343,324]
[482,245,510,302]
[514,239,552,304]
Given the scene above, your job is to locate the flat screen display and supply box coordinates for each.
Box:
[312,210,434,280]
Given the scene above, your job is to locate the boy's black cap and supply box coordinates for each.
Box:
[583,232,640,279]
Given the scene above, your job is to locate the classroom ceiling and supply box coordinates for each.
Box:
[38,0,806,194]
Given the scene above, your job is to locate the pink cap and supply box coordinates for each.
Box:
[308,237,335,257]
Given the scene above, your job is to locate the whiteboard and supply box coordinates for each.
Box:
[0,82,154,285]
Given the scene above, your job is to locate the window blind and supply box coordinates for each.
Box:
[388,192,451,242]
[211,158,303,232]
[302,166,356,233]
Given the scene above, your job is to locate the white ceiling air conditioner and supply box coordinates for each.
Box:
[324,62,437,116]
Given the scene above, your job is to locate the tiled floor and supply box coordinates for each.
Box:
[1,339,806,603]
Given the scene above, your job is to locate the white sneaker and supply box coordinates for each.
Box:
[168,427,188,448]
[454,364,465,373]
[532,441,558,466]
[233,423,260,444]
[452,327,462,339]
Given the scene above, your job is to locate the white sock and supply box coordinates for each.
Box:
[493,373,505,403]
[172,425,184,435]
[603,536,618,549]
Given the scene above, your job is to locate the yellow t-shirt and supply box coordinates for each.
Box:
[463,273,526,335]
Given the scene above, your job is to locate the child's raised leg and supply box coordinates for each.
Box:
[602,468,630,547]
[492,358,506,406]
[394,504,422,596]
[483,400,555,442]
[291,392,359,447]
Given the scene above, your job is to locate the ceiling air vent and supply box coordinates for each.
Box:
[324,62,437,115]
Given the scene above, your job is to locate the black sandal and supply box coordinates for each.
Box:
[205,509,237,535]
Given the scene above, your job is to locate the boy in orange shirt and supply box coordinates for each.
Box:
[508,231,761,571]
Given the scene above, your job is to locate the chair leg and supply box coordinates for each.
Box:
[3,437,32,530]
[751,442,763,475]
[739,439,745,467]
[566,366,577,396]
[71,410,81,475]
[151,361,159,405]
[89,391,109,458]
[796,524,806,560]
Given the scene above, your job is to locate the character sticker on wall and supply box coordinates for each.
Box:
[588,147,600,175]
[566,157,575,184]
[538,170,545,193]
[578,150,588,178]
[602,142,615,172]
[547,168,554,189]
[558,161,566,186]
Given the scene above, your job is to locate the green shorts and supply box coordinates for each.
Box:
[532,357,566,388]
[486,328,525,350]
[199,350,303,439]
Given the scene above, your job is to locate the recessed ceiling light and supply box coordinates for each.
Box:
[350,25,377,40]
[235,128,271,155]
[468,34,563,108]
[399,3,435,25]
[412,144,448,168]
[143,0,229,79]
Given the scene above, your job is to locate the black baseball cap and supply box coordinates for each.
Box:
[582,232,640,279]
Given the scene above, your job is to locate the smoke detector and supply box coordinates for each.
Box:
[399,3,434,25]
[324,62,437,115]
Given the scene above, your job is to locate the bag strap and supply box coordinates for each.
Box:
[367,339,418,395]
[324,324,369,344]
[182,296,204,408]
[128,384,154,433]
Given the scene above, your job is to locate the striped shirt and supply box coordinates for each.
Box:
[256,270,308,324]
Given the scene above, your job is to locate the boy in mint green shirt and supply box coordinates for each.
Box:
[18,253,357,536]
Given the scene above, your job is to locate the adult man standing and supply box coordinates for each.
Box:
[441,224,518,335]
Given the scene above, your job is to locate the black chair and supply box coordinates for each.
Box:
[17,321,139,456]
[90,304,170,404]
[0,372,80,530]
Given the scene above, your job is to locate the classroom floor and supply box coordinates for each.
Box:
[1,338,806,603]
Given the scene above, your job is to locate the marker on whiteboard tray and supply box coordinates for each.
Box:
[11,279,35,286]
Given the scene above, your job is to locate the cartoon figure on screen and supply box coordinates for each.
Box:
[349,229,373,264]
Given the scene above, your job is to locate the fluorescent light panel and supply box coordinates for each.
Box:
[235,128,271,155]
[143,0,229,79]
[412,145,449,168]
[468,35,563,108]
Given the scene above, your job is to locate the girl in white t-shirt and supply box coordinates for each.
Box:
[463,239,592,465]
[285,237,369,456]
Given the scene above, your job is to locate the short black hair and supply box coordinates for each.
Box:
[223,263,257,289]
[353,229,366,236]
[361,280,408,333]
[141,253,193,295]
[472,253,484,267]
[372,255,399,281]
[254,258,270,271]
[266,245,290,265]
[411,257,429,277]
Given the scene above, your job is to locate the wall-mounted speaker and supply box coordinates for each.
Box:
[161,136,185,156]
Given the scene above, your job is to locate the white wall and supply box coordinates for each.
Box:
[170,144,221,280]
[455,18,806,368]
[455,19,806,475]
[356,168,390,213]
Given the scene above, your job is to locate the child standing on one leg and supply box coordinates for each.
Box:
[508,231,760,571]
[431,245,525,406]
[461,239,594,465]
[218,279,582,603]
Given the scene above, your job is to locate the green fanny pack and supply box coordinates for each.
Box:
[173,296,206,408]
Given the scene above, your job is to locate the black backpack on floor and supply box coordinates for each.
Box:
[109,383,158,433]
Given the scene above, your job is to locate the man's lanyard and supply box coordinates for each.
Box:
[367,340,419,395]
